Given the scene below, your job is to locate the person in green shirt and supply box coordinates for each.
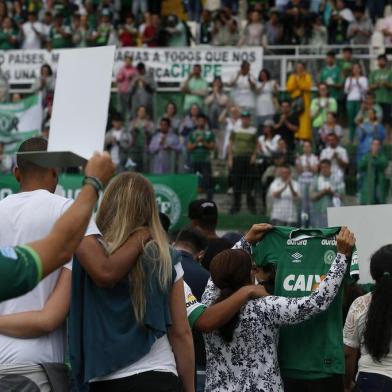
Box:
[0,17,18,50]
[227,111,258,214]
[91,10,113,46]
[165,14,188,47]
[339,47,354,79]
[359,139,389,205]
[48,13,71,48]
[0,152,115,302]
[319,51,344,103]
[181,64,209,112]
[188,114,216,200]
[369,54,392,127]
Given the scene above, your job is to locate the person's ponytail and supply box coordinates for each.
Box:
[209,249,253,343]
[364,245,392,362]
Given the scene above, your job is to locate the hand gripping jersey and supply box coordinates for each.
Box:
[253,226,359,379]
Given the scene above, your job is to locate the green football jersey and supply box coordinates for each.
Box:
[252,226,359,379]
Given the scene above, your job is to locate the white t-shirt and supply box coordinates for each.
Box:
[231,74,256,109]
[91,263,184,382]
[22,22,44,49]
[269,178,301,223]
[344,293,392,379]
[344,77,368,101]
[320,145,349,181]
[258,134,281,157]
[0,189,99,364]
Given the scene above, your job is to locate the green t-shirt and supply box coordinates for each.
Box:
[338,59,354,79]
[0,29,17,50]
[183,77,209,112]
[253,226,359,379]
[319,65,343,100]
[369,68,392,104]
[189,129,215,163]
[49,26,71,48]
[96,23,111,46]
[0,245,42,302]
[230,127,257,156]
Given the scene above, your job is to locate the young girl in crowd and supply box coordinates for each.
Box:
[70,173,194,392]
[202,228,355,392]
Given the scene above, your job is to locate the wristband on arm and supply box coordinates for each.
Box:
[82,176,104,197]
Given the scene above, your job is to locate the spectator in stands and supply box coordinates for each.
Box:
[296,140,319,227]
[319,112,343,150]
[268,165,301,227]
[358,139,389,205]
[344,244,392,392]
[238,9,266,46]
[198,9,212,44]
[335,0,355,23]
[286,62,313,141]
[258,120,281,165]
[367,0,385,24]
[48,13,71,49]
[188,114,216,200]
[228,111,257,214]
[340,47,354,79]
[91,9,115,46]
[32,64,55,108]
[265,9,283,45]
[328,1,351,45]
[212,13,239,46]
[104,115,125,172]
[140,11,158,47]
[311,83,337,146]
[0,17,18,50]
[320,133,349,181]
[356,108,386,164]
[132,0,147,23]
[228,61,256,116]
[72,14,91,48]
[253,68,279,129]
[310,159,345,227]
[345,63,368,143]
[355,92,383,126]
[116,55,136,123]
[181,64,209,113]
[128,105,155,172]
[21,12,45,49]
[219,104,241,160]
[0,142,12,174]
[149,117,182,174]
[273,100,299,154]
[161,101,181,134]
[180,104,200,164]
[319,51,344,105]
[309,15,328,46]
[130,62,156,118]
[205,76,229,135]
[284,1,310,45]
[118,14,138,47]
[188,199,233,272]
[369,54,392,129]
[165,14,187,47]
[347,6,372,45]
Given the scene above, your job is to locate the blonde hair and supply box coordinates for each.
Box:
[96,172,172,323]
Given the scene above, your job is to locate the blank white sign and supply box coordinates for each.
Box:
[328,205,392,283]
[48,46,115,160]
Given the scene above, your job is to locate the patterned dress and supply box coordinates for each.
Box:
[202,241,348,392]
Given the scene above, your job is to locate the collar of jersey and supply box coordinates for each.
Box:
[289,228,325,240]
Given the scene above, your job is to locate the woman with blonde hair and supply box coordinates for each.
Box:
[69,172,195,392]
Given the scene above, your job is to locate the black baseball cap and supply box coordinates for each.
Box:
[188,199,218,224]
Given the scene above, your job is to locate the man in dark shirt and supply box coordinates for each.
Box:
[188,199,232,271]
[174,226,209,301]
[273,100,299,153]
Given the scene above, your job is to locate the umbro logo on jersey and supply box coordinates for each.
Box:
[291,252,303,263]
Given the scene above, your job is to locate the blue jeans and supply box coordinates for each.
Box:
[355,372,392,392]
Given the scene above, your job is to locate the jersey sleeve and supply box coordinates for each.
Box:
[184,281,206,328]
[349,247,360,280]
[343,296,363,349]
[263,253,348,326]
[252,232,280,267]
[0,245,43,301]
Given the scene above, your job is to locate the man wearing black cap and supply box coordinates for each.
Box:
[188,199,232,271]
[227,111,257,214]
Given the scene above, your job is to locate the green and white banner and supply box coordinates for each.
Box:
[0,47,263,85]
[0,93,43,153]
[0,173,198,231]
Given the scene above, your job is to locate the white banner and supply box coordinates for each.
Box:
[0,93,43,152]
[0,47,263,85]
